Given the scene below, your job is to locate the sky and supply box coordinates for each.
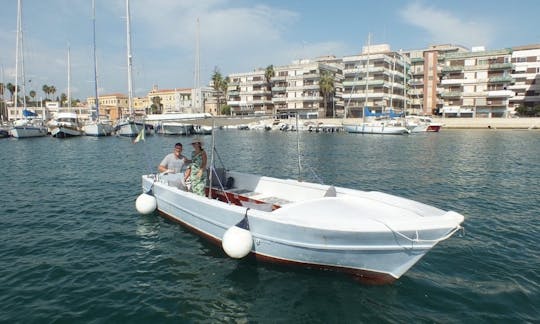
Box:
[0,0,538,101]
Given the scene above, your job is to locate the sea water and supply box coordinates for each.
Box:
[0,129,538,322]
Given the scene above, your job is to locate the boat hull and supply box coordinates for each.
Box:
[10,125,48,138]
[344,123,410,135]
[157,122,192,135]
[51,126,82,138]
[427,124,442,132]
[83,122,113,136]
[142,173,463,283]
[115,120,152,137]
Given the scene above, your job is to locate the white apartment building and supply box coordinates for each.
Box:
[227,69,273,116]
[227,60,342,118]
[405,44,469,115]
[439,47,515,117]
[272,60,342,118]
[509,44,540,111]
[342,44,409,118]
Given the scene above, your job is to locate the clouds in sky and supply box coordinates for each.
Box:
[400,2,496,48]
[1,0,533,101]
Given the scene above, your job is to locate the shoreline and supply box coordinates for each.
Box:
[304,117,540,130]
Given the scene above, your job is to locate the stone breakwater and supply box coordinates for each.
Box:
[310,117,540,130]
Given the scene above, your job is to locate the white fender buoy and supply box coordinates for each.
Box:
[135,193,157,214]
[222,215,253,258]
[222,225,253,258]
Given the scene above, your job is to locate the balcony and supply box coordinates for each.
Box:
[343,80,384,87]
[442,65,463,72]
[272,86,287,92]
[272,75,287,81]
[440,91,462,98]
[486,90,515,98]
[488,76,514,83]
[489,62,513,70]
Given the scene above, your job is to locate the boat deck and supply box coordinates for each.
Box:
[207,187,292,211]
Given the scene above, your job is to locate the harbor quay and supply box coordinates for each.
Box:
[299,117,540,130]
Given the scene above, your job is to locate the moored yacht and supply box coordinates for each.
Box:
[83,119,113,136]
[49,112,82,138]
[405,115,443,133]
[10,118,48,138]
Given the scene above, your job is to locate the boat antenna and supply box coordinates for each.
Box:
[208,117,216,198]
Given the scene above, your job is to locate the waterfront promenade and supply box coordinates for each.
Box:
[312,117,540,130]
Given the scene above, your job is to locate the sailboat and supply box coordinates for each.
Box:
[50,46,83,138]
[114,0,152,137]
[343,34,409,135]
[83,0,112,137]
[136,115,464,284]
[10,0,48,138]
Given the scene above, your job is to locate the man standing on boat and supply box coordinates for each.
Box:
[158,143,188,174]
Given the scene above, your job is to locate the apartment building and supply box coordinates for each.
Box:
[405,44,469,115]
[272,60,342,118]
[509,44,540,110]
[227,60,342,118]
[147,86,194,114]
[342,44,409,118]
[227,69,273,116]
[87,93,127,121]
[439,47,515,117]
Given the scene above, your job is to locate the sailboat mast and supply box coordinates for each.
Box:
[92,0,100,121]
[67,45,71,110]
[14,0,21,111]
[126,0,133,115]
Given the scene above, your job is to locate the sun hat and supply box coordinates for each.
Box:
[191,136,203,145]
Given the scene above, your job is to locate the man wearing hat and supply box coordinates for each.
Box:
[189,137,207,196]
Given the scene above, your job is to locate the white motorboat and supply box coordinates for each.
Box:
[157,121,193,135]
[405,116,443,133]
[192,124,213,135]
[136,117,464,284]
[343,120,410,135]
[115,117,152,137]
[49,112,82,138]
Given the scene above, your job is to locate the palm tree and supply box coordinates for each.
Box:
[7,83,16,102]
[49,85,56,100]
[42,84,50,99]
[264,65,275,116]
[150,96,162,114]
[264,65,275,90]
[60,93,67,107]
[29,90,36,106]
[319,71,335,117]
[211,67,226,115]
